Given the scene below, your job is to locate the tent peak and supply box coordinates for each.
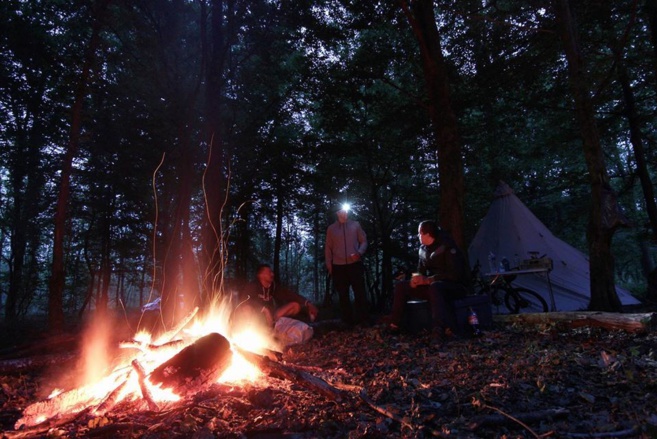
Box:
[494,181,514,198]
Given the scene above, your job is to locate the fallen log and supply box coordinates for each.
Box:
[236,347,343,401]
[493,312,655,333]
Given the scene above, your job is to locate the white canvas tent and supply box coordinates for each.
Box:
[468,181,640,312]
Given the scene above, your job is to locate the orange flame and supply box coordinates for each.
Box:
[16,294,275,429]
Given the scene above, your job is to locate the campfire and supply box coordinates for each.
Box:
[13,298,307,431]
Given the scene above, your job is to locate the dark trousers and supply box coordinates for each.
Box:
[390,280,466,331]
[332,261,369,325]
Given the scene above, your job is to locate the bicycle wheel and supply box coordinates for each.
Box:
[504,287,548,313]
[488,286,506,311]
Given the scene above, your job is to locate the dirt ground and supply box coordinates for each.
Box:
[1,311,656,438]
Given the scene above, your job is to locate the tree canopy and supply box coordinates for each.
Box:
[1,0,656,328]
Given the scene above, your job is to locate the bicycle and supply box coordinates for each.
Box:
[471,261,549,314]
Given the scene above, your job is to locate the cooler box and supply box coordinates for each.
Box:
[452,294,493,337]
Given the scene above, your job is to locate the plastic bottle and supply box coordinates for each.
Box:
[488,252,496,273]
[468,307,481,337]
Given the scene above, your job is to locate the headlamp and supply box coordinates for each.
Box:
[341,203,351,212]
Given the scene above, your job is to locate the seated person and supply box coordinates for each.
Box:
[383,220,472,346]
[233,263,318,330]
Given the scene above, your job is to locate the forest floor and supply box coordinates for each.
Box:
[1,307,656,439]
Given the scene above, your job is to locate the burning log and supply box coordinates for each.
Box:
[148,332,232,390]
[119,339,186,353]
[14,369,131,430]
[93,376,131,415]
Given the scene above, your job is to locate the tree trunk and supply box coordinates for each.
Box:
[48,0,111,332]
[313,210,321,303]
[554,0,622,311]
[617,48,657,237]
[274,183,284,283]
[7,178,26,321]
[98,207,112,316]
[646,0,657,88]
[400,0,466,248]
[179,133,200,319]
[201,0,230,298]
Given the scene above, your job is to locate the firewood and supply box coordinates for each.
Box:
[151,306,199,345]
[132,359,159,412]
[493,311,655,333]
[235,347,343,401]
[119,339,186,352]
[93,375,130,415]
[148,332,232,390]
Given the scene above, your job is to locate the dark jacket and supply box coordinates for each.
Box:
[242,280,307,312]
[417,230,472,290]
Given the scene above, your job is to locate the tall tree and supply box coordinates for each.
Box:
[554,0,626,311]
[399,0,467,247]
[49,0,111,331]
[2,0,56,320]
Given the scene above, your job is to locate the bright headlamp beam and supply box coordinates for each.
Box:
[341,203,351,212]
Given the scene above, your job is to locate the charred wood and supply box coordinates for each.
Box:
[148,332,232,390]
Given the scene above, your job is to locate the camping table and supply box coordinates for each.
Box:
[483,267,557,312]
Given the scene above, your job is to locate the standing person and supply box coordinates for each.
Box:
[325,204,369,325]
[382,220,471,347]
[234,264,318,329]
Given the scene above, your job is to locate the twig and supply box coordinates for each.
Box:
[358,389,412,429]
[482,404,541,439]
[119,339,186,352]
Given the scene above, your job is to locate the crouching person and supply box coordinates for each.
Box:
[231,264,318,345]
